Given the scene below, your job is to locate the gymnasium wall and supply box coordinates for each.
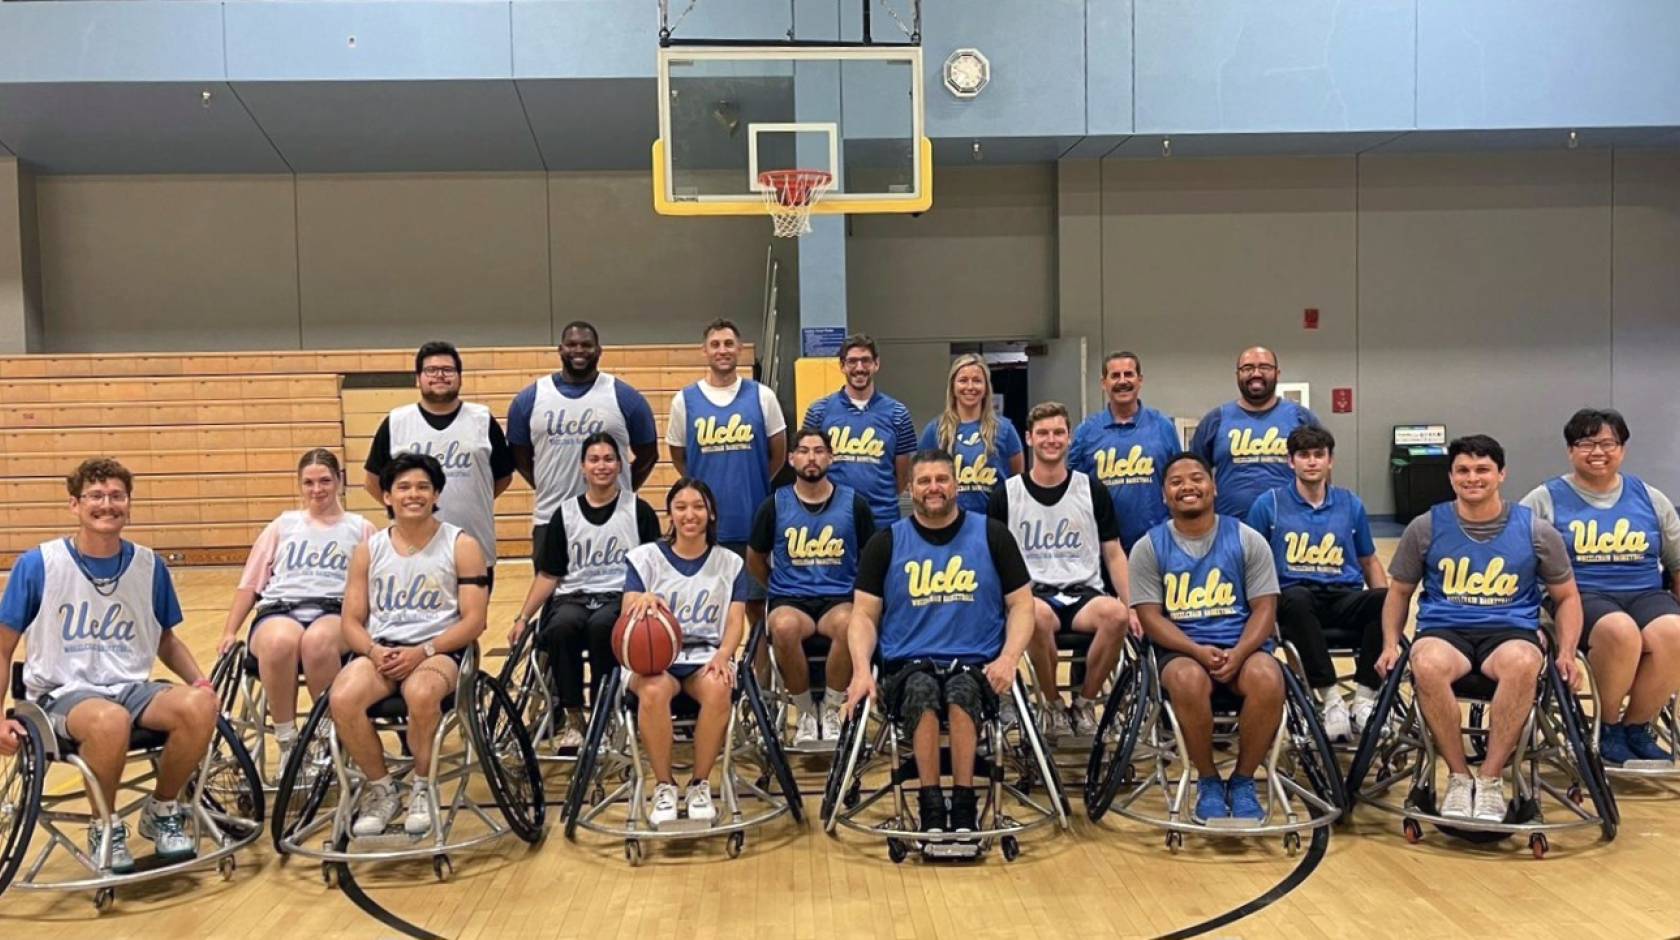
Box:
[1074,148,1680,514]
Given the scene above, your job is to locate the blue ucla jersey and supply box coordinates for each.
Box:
[1545,475,1663,593]
[1204,400,1316,518]
[879,512,1004,663]
[682,380,771,543]
[1150,516,1254,647]
[1252,486,1367,588]
[807,391,913,525]
[1070,406,1179,550]
[769,484,862,597]
[919,418,1020,514]
[1417,502,1542,632]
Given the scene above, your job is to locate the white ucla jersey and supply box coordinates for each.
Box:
[530,374,630,524]
[367,523,462,645]
[557,492,638,596]
[389,402,500,567]
[262,511,369,603]
[626,542,741,666]
[24,539,164,700]
[1005,473,1104,592]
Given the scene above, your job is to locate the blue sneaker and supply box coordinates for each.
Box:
[1226,775,1264,820]
[1598,723,1634,766]
[1624,723,1673,763]
[1193,776,1228,822]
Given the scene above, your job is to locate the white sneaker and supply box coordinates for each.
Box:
[557,726,585,749]
[1042,705,1073,740]
[998,698,1019,730]
[403,785,434,835]
[1321,694,1352,743]
[275,740,296,777]
[1349,698,1377,738]
[793,710,820,746]
[648,782,680,826]
[685,780,717,823]
[1440,773,1475,819]
[1473,776,1507,823]
[352,781,401,836]
[820,703,844,744]
[1070,699,1098,737]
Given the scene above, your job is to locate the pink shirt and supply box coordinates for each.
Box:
[240,510,377,594]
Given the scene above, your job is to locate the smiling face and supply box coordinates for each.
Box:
[951,363,988,412]
[70,477,131,537]
[704,326,739,376]
[841,346,879,395]
[910,458,956,521]
[558,326,601,379]
[417,353,461,407]
[1449,454,1505,509]
[299,461,341,513]
[1104,356,1142,411]
[1568,427,1624,483]
[1029,415,1070,466]
[1163,457,1215,522]
[383,468,439,522]
[1235,347,1279,406]
[668,485,714,543]
[582,441,622,491]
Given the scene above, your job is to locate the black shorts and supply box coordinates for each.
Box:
[767,595,851,624]
[1153,646,1245,706]
[1416,627,1540,672]
[1033,583,1103,632]
[880,660,997,735]
[1579,590,1680,642]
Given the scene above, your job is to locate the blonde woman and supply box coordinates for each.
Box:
[919,354,1024,514]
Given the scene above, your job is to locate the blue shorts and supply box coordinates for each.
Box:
[668,663,703,680]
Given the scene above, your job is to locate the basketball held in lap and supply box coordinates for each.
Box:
[613,601,683,676]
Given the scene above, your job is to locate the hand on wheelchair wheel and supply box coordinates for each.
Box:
[845,675,876,717]
[1375,645,1402,679]
[0,718,23,756]
[1555,655,1581,691]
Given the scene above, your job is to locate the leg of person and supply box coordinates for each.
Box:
[1158,654,1225,820]
[1320,587,1388,731]
[816,600,854,740]
[1475,635,1543,821]
[1278,586,1348,740]
[766,601,820,744]
[887,667,948,832]
[628,671,681,825]
[250,616,305,728]
[135,682,220,860]
[1625,604,1680,760]
[581,600,622,731]
[400,654,460,834]
[1227,654,1285,820]
[56,695,142,871]
[1069,597,1127,734]
[539,601,591,716]
[1027,598,1070,739]
[329,657,403,835]
[1584,605,1641,725]
[1407,634,1476,817]
[942,670,987,834]
[299,614,349,700]
[680,668,732,823]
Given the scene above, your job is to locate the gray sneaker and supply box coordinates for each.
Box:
[352,781,402,836]
[88,820,136,873]
[139,803,197,863]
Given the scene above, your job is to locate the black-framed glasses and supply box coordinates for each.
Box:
[420,366,460,377]
[1236,364,1278,376]
[1571,439,1622,454]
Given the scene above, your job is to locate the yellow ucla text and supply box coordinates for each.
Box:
[1569,519,1650,557]
[1283,532,1345,568]
[904,556,979,598]
[1094,445,1155,484]
[694,414,755,448]
[1227,427,1287,459]
[829,426,887,459]
[1164,569,1238,613]
[954,453,997,490]
[785,525,847,562]
[1438,556,1520,598]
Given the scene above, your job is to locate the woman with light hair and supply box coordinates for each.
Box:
[919,353,1024,514]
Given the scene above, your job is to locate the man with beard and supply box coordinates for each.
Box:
[1128,453,1283,822]
[366,341,515,591]
[1189,346,1320,520]
[509,322,660,570]
[748,429,875,745]
[990,402,1132,740]
[1070,351,1182,551]
[801,334,918,525]
[669,318,787,627]
[845,449,1035,835]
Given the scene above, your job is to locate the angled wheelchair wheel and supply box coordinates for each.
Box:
[0,717,43,896]
[1344,646,1410,805]
[1281,662,1346,815]
[272,693,342,854]
[496,628,553,744]
[210,641,246,715]
[193,715,267,837]
[819,703,864,824]
[468,671,547,844]
[741,662,804,824]
[1547,663,1618,839]
[1086,661,1150,821]
[564,667,622,840]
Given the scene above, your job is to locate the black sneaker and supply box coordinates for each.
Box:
[948,786,980,834]
[917,786,948,833]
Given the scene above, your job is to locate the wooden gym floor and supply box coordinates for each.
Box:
[3,548,1679,939]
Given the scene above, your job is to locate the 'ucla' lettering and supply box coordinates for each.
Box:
[405,440,473,471]
[1018,519,1083,553]
[1569,519,1651,557]
[57,601,138,643]
[904,556,980,598]
[785,525,847,561]
[374,574,446,611]
[1226,427,1287,459]
[954,453,997,490]
[660,588,722,628]
[829,426,888,459]
[1094,445,1156,484]
[544,408,605,439]
[694,414,755,448]
[1438,557,1520,598]
[569,535,627,572]
[1164,570,1238,614]
[281,539,350,574]
[1283,532,1345,568]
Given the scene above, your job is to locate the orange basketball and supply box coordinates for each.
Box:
[612,599,684,676]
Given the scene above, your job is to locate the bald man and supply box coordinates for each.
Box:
[1190,347,1321,520]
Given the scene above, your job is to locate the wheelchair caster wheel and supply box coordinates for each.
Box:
[843,785,861,809]
[94,887,116,912]
[1402,819,1423,844]
[322,863,339,888]
[1567,785,1584,806]
[1001,836,1020,861]
[887,838,908,863]
[624,840,643,867]
[1165,831,1183,854]
[726,831,745,859]
[219,855,237,880]
[1529,833,1548,859]
[1284,832,1301,856]
[432,855,452,881]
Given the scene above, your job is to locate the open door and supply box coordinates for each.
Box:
[1026,337,1089,420]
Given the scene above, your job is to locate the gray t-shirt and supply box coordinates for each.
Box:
[1389,502,1572,586]
[1129,519,1280,608]
[1519,475,1680,575]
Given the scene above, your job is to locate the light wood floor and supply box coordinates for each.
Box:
[4,557,1680,939]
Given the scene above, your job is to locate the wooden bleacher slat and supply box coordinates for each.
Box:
[2,398,341,430]
[0,374,341,404]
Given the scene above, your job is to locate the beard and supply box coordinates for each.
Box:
[421,388,459,408]
[797,464,828,482]
[1240,377,1276,405]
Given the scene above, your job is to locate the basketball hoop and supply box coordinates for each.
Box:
[758,169,833,237]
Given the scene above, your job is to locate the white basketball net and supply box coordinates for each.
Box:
[759,169,834,238]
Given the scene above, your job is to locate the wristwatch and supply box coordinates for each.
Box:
[422,640,437,658]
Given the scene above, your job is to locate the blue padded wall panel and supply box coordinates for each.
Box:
[0,2,225,83]
[1087,0,1135,136]
[919,0,1088,138]
[226,1,514,81]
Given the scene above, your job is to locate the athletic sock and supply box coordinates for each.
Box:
[368,774,394,792]
[151,799,179,817]
[273,720,297,745]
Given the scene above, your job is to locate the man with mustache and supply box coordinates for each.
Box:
[1070,351,1182,551]
[1189,346,1320,521]
[509,321,660,571]
[801,334,918,525]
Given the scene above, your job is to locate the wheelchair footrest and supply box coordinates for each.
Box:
[650,817,717,834]
[349,831,434,851]
[1620,758,1676,771]
[920,838,984,860]
[1201,816,1261,830]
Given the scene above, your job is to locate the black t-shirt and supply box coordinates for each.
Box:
[855,509,1031,598]
[365,405,517,481]
[746,485,877,555]
[538,494,663,579]
[986,470,1121,543]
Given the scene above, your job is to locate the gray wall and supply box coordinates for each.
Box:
[0,157,42,353]
[1080,149,1680,513]
[30,170,783,353]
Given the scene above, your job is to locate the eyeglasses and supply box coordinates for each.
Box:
[420,366,460,377]
[842,357,876,368]
[1571,439,1623,454]
[1236,364,1278,376]
[77,491,130,505]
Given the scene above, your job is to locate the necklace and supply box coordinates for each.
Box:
[69,538,128,598]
